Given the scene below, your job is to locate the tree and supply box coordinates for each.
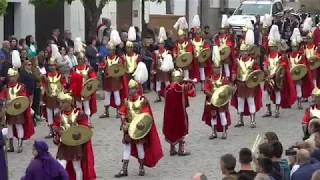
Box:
[29,0,164,39]
[0,0,8,16]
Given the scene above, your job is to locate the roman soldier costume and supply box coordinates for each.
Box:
[301,88,320,137]
[202,46,231,139]
[287,29,314,109]
[151,27,174,102]
[191,15,212,86]
[231,30,263,128]
[214,14,235,80]
[172,17,195,80]
[260,14,272,66]
[303,19,320,90]
[237,19,253,53]
[69,38,98,126]
[125,26,142,81]
[41,55,67,138]
[163,68,196,156]
[115,63,163,178]
[0,50,34,153]
[262,25,296,118]
[53,92,96,180]
[99,30,128,118]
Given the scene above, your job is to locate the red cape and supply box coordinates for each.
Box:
[69,67,98,115]
[201,103,231,132]
[53,109,96,180]
[0,83,34,140]
[163,82,195,144]
[231,86,263,116]
[300,59,314,98]
[269,65,297,108]
[119,95,163,167]
[14,106,35,140]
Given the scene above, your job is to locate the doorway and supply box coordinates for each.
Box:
[4,2,15,40]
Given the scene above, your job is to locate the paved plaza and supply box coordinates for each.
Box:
[8,91,304,180]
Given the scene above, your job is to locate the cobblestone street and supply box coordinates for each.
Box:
[8,91,304,180]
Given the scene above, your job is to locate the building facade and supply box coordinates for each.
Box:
[0,0,200,45]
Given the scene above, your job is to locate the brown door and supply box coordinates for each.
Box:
[116,1,133,31]
[35,3,64,50]
[149,15,181,40]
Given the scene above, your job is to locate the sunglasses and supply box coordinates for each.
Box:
[25,63,32,66]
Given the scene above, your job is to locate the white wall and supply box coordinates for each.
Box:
[173,0,186,15]
[100,1,117,30]
[0,0,35,42]
[14,1,35,38]
[64,1,85,40]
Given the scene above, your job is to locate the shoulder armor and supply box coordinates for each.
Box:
[139,96,149,107]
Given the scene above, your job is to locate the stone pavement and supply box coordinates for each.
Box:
[7,91,305,180]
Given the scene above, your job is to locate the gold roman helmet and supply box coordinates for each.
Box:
[213,58,222,68]
[58,92,73,102]
[108,42,116,50]
[312,87,320,98]
[240,43,250,51]
[159,37,165,44]
[268,40,277,47]
[126,41,134,48]
[48,57,57,65]
[178,29,185,36]
[171,68,183,82]
[7,68,18,77]
[291,39,299,47]
[128,79,139,89]
[307,31,314,39]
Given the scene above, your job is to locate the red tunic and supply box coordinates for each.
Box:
[173,40,195,76]
[163,82,196,144]
[201,75,231,132]
[151,47,170,97]
[52,108,96,180]
[191,37,212,80]
[231,57,263,116]
[69,64,98,115]
[0,83,34,140]
[119,95,163,167]
[214,33,236,68]
[99,55,128,108]
[263,51,297,108]
[287,52,314,98]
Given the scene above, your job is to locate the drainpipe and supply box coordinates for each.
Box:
[186,0,189,29]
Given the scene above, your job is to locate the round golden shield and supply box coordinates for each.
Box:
[275,66,285,89]
[198,48,212,63]
[219,45,231,60]
[246,70,265,88]
[211,85,233,107]
[60,125,93,146]
[175,52,193,68]
[290,64,308,81]
[107,64,126,78]
[128,113,153,140]
[6,96,29,116]
[309,56,320,70]
[81,78,99,97]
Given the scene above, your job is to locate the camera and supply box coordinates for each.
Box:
[285,146,298,156]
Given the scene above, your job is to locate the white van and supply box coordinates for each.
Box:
[228,0,284,35]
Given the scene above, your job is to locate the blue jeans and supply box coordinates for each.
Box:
[142,60,152,90]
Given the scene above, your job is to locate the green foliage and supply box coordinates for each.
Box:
[0,0,7,16]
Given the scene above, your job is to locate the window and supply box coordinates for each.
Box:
[275,2,283,12]
[272,4,278,15]
[233,3,271,15]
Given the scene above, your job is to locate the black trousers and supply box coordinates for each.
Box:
[32,88,41,116]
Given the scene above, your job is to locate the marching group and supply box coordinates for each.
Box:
[1,8,320,180]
